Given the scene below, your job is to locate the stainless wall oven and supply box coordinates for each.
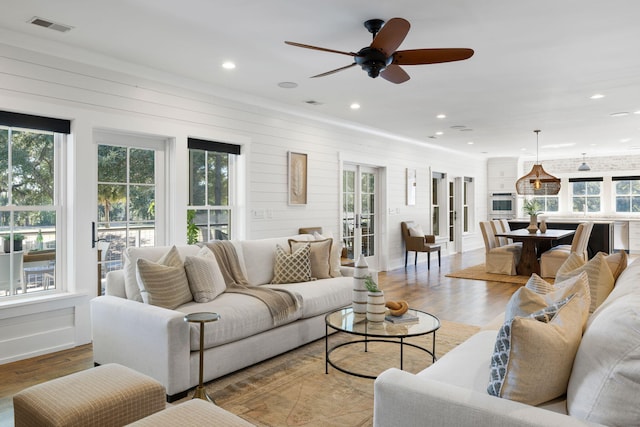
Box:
[489,192,516,219]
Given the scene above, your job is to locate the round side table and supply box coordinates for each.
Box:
[184,312,220,403]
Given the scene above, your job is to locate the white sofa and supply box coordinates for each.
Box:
[374,254,639,427]
[91,234,353,401]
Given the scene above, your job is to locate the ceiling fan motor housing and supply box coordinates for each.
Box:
[355,46,392,78]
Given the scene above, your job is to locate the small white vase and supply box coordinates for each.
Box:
[352,255,368,315]
[366,291,386,322]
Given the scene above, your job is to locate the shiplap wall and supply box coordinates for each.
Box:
[0,41,486,363]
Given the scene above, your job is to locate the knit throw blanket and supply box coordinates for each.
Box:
[205,241,300,326]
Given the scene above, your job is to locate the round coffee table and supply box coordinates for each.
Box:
[325,307,440,379]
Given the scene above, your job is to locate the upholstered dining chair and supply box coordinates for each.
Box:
[479,221,521,275]
[540,222,593,278]
[401,221,441,269]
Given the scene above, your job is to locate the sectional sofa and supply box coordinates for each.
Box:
[91,234,352,400]
[374,251,638,426]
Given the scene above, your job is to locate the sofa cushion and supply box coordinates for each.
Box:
[266,276,352,318]
[567,294,640,426]
[487,294,587,406]
[123,245,201,301]
[136,246,193,309]
[271,244,312,284]
[313,231,342,277]
[524,273,555,294]
[183,246,226,303]
[556,252,614,313]
[178,292,302,351]
[506,272,590,328]
[238,235,313,285]
[290,238,332,279]
[605,249,628,281]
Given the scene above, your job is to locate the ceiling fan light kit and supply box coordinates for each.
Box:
[515,130,561,196]
[285,17,474,84]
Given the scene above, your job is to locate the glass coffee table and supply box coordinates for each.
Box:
[325,307,440,379]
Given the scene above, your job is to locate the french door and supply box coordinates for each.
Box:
[342,164,379,268]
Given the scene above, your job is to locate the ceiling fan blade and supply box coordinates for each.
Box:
[393,48,474,65]
[370,18,410,56]
[311,63,357,78]
[380,64,410,84]
[285,41,357,57]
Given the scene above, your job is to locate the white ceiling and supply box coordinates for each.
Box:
[2,0,640,160]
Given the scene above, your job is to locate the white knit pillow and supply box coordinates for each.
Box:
[271,244,312,284]
[556,252,614,313]
[184,246,226,302]
[136,246,193,309]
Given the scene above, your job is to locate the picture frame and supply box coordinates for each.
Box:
[406,168,416,206]
[288,152,308,205]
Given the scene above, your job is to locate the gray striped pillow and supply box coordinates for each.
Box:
[136,246,192,309]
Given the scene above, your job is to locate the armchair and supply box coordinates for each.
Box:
[401,221,441,269]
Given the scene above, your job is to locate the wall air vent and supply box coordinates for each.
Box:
[29,17,73,33]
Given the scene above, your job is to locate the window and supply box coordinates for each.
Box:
[614,176,640,213]
[0,111,69,298]
[187,138,240,243]
[532,196,559,212]
[570,177,602,213]
[432,172,445,236]
[463,177,474,233]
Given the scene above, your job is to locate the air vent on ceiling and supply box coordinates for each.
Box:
[29,17,73,33]
[304,100,323,106]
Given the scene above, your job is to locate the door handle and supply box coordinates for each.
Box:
[91,221,106,248]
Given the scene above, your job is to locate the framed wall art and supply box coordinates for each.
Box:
[288,151,308,205]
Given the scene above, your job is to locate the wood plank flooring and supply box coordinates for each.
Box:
[0,247,519,426]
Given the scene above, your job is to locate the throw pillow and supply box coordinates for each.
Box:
[289,238,332,279]
[271,244,312,284]
[408,224,425,237]
[506,272,590,328]
[556,252,614,313]
[136,246,193,309]
[488,293,588,406]
[184,246,226,303]
[312,231,343,277]
[604,250,627,281]
[524,273,555,294]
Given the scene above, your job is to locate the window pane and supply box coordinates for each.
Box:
[0,129,7,206]
[616,196,630,212]
[573,197,585,212]
[587,182,601,195]
[209,209,230,240]
[98,184,126,223]
[129,185,155,221]
[632,180,640,194]
[11,130,55,206]
[587,197,601,212]
[98,145,126,182]
[129,149,154,184]
[572,182,586,195]
[189,150,206,206]
[207,152,229,206]
[633,196,640,212]
[616,180,630,195]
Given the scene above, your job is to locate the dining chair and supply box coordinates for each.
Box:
[0,251,24,295]
[401,221,441,269]
[479,221,521,275]
[540,222,593,278]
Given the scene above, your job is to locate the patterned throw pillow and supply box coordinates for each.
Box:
[184,246,226,303]
[271,244,312,284]
[289,238,332,279]
[488,293,588,406]
[556,252,614,313]
[136,246,193,309]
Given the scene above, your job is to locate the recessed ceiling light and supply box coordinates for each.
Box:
[304,100,323,106]
[467,141,474,145]
[435,131,444,136]
[610,112,630,117]
[634,110,640,115]
[590,94,605,99]
[621,138,631,143]
[278,81,298,89]
[350,103,361,110]
[436,114,446,119]
[222,61,236,70]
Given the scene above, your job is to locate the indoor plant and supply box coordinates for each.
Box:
[364,275,385,322]
[4,234,25,253]
[523,199,542,233]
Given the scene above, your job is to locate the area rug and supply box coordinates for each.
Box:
[446,263,537,285]
[178,320,480,427]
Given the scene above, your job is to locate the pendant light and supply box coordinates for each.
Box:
[578,153,591,171]
[515,130,561,195]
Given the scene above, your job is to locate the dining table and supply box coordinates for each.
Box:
[494,228,575,276]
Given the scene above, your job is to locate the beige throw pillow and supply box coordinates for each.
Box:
[556,252,614,313]
[604,250,627,281]
[136,246,193,309]
[184,246,226,302]
[488,293,588,405]
[312,231,343,277]
[408,224,425,237]
[289,238,332,279]
[271,244,312,284]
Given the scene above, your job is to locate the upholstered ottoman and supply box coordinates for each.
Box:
[126,399,254,426]
[13,363,166,427]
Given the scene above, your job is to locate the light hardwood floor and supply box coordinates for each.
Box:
[0,247,520,426]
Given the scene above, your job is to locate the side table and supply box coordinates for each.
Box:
[184,312,220,403]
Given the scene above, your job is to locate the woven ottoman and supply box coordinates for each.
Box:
[13,363,166,427]
[126,400,254,426]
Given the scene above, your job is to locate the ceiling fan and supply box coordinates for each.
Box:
[285,18,474,84]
